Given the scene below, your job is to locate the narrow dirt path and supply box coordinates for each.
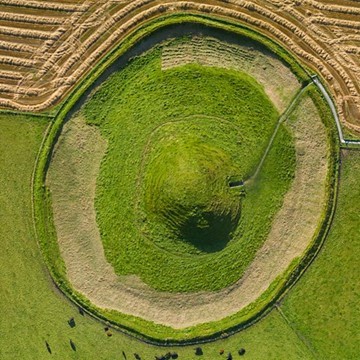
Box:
[251,83,312,181]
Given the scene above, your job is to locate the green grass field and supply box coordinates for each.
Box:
[1,112,359,358]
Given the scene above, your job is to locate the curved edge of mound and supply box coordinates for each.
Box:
[46,89,331,332]
[161,36,300,113]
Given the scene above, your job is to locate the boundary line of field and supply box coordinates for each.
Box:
[275,306,318,360]
[311,75,360,148]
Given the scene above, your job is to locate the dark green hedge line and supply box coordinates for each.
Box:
[32,13,338,344]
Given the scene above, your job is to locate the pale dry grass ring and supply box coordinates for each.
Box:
[47,86,329,329]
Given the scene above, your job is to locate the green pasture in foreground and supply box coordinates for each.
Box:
[0,112,313,359]
[1,112,359,358]
[81,45,295,292]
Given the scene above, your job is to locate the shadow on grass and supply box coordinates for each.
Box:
[179,210,239,253]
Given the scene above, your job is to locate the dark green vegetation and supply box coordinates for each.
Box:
[83,47,296,292]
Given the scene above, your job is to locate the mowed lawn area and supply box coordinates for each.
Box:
[0,113,359,358]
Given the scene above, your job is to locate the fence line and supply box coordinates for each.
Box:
[311,75,360,146]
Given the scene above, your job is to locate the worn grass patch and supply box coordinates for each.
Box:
[161,35,301,113]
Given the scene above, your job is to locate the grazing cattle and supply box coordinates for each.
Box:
[68,317,75,328]
[69,339,76,351]
[195,347,203,356]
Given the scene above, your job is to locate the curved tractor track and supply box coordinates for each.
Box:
[0,0,360,132]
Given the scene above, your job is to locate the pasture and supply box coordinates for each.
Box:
[1,112,359,358]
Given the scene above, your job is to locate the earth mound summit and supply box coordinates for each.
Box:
[144,136,242,252]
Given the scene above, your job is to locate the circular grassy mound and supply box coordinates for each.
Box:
[83,48,296,292]
[36,20,336,341]
[142,118,243,253]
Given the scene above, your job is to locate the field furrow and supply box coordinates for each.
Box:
[0,11,66,25]
[0,0,359,130]
[0,69,22,80]
[0,0,89,12]
[0,40,37,53]
[0,55,37,67]
[0,25,60,40]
